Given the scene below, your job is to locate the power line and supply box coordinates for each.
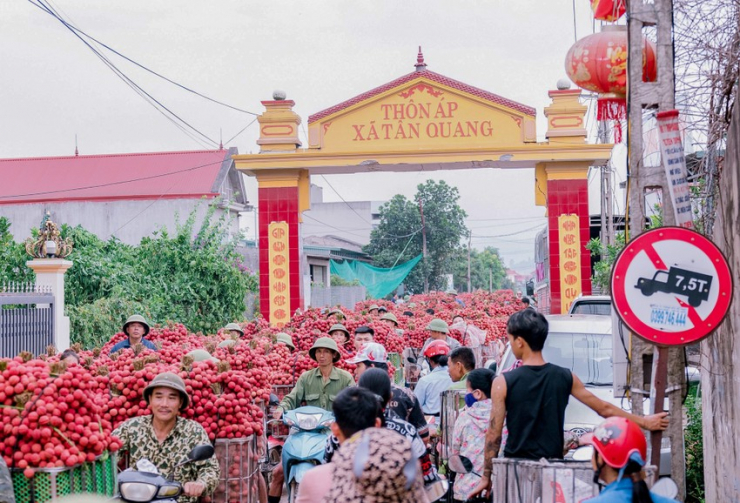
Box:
[29,0,219,148]
[31,0,258,116]
[318,175,424,239]
[471,223,545,239]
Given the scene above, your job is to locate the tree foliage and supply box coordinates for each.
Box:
[364,180,468,293]
[451,246,508,292]
[0,204,258,348]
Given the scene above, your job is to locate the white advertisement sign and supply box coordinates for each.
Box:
[656,110,693,229]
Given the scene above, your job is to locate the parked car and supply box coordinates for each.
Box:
[498,314,671,475]
[567,295,612,316]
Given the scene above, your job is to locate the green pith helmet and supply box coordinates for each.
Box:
[309,337,341,363]
[223,322,245,336]
[426,318,449,334]
[217,339,238,348]
[276,332,295,350]
[403,295,410,301]
[328,324,350,337]
[380,312,399,326]
[187,349,219,363]
[143,372,190,411]
[123,314,150,337]
[408,302,417,308]
[326,309,344,318]
[368,304,379,312]
[446,288,458,296]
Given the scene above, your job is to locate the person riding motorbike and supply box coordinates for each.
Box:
[347,342,429,442]
[268,337,354,503]
[581,417,679,503]
[111,372,219,503]
[414,341,452,418]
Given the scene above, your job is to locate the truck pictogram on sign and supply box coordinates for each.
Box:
[635,266,712,307]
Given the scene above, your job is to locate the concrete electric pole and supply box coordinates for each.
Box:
[626,0,687,498]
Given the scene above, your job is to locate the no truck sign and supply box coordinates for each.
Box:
[611,227,733,346]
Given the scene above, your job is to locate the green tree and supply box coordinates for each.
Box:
[0,217,35,286]
[451,246,507,292]
[364,180,468,293]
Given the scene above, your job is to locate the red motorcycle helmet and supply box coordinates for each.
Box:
[424,340,450,358]
[580,417,647,468]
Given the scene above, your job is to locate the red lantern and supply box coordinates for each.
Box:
[591,0,626,22]
[564,26,657,142]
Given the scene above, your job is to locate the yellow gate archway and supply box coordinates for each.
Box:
[234,50,612,325]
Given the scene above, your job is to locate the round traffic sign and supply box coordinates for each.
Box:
[611,227,733,346]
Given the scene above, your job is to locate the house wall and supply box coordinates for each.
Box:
[302,200,380,245]
[1,198,240,245]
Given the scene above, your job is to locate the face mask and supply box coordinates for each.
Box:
[464,393,478,407]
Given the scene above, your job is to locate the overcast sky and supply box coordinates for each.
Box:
[1,0,615,267]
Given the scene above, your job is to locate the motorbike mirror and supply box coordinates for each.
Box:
[406,357,417,364]
[571,446,594,462]
[188,444,215,462]
[448,455,474,474]
[268,393,280,406]
[425,478,448,501]
[651,478,678,498]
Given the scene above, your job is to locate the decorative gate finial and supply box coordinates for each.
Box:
[415,46,427,72]
[25,212,73,258]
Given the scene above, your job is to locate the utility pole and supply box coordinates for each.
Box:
[626,0,687,498]
[419,199,428,293]
[597,120,614,247]
[467,231,472,293]
[489,268,493,292]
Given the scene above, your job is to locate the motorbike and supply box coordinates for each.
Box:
[260,394,286,485]
[113,444,214,502]
[281,406,334,503]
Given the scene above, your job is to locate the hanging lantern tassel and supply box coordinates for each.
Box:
[597,95,627,143]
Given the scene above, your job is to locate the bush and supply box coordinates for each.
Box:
[67,297,152,349]
[685,384,704,502]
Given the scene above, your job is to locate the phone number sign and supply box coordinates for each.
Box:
[611,227,733,346]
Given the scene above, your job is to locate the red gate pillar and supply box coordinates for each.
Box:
[256,170,309,326]
[251,97,309,326]
[536,87,596,313]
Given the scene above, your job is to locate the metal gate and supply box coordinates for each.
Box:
[0,286,54,358]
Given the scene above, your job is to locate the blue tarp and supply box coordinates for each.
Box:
[330,255,422,299]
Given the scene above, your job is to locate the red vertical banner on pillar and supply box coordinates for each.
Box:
[268,222,290,327]
[259,185,303,324]
[547,179,592,314]
[558,215,582,313]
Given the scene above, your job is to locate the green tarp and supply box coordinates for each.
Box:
[330,255,422,299]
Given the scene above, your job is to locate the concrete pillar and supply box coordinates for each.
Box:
[26,258,73,351]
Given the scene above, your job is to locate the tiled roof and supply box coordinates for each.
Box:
[0,149,232,205]
[308,69,536,124]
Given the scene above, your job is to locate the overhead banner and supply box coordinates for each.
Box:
[558,214,582,313]
[656,110,693,229]
[268,222,290,328]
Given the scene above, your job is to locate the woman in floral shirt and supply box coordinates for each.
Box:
[450,368,495,502]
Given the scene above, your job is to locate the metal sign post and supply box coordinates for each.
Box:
[612,227,733,469]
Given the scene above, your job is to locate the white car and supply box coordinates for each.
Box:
[567,295,612,316]
[498,314,671,475]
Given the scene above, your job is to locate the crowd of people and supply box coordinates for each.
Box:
[86,297,677,503]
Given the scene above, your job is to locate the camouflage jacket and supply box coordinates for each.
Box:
[113,416,219,503]
[0,457,14,503]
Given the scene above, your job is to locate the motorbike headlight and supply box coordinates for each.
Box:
[295,413,323,430]
[120,482,158,502]
[157,484,182,498]
[320,418,334,427]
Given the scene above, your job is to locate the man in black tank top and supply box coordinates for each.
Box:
[469,309,670,499]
